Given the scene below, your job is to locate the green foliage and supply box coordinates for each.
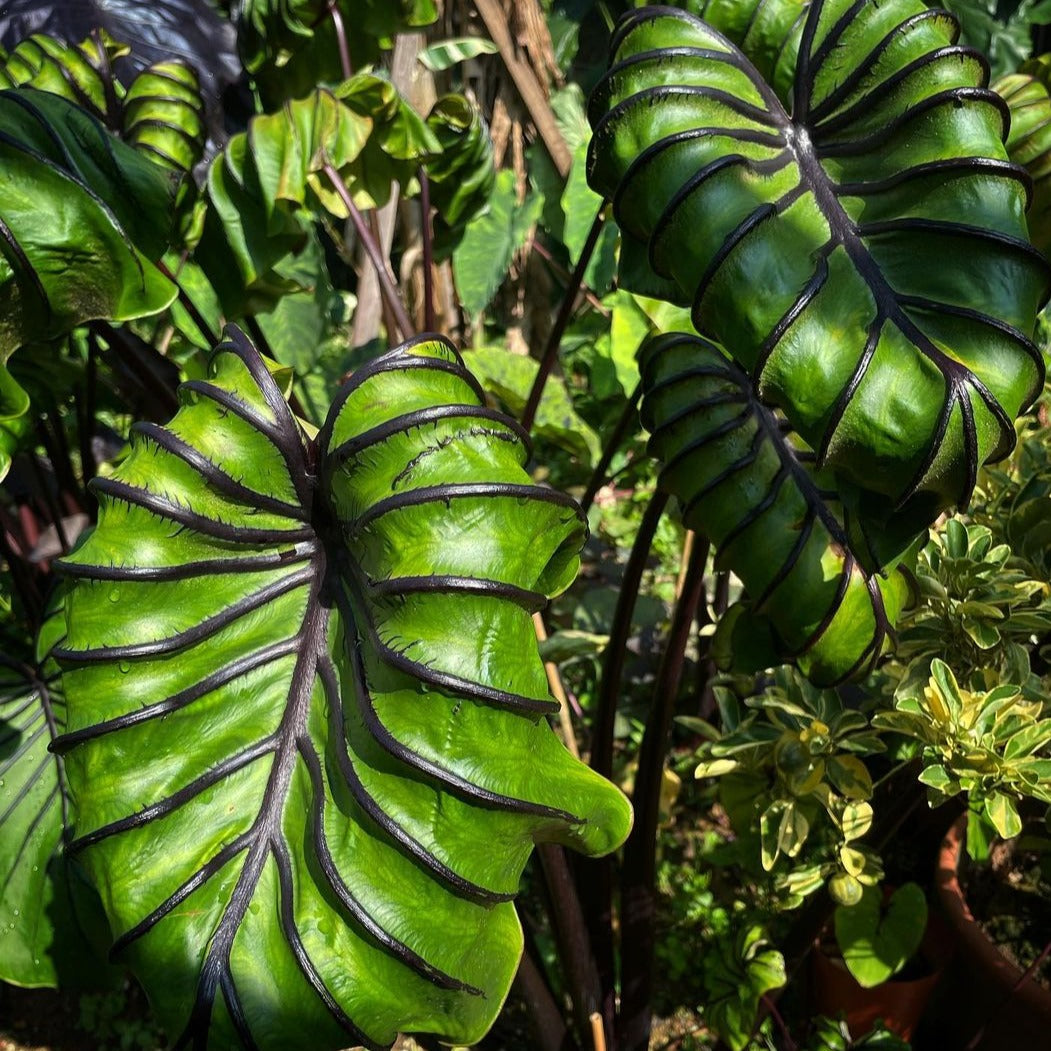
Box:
[994,69,1051,256]
[940,0,1051,78]
[54,329,630,1049]
[0,30,127,122]
[424,94,496,251]
[801,1016,911,1051]
[452,169,542,318]
[197,77,438,316]
[588,0,1048,555]
[874,659,1051,843]
[693,668,884,908]
[888,520,1051,696]
[121,61,206,178]
[833,882,927,988]
[641,331,912,685]
[701,923,785,1051]
[237,0,438,97]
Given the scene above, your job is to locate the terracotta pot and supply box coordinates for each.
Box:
[810,926,941,1040]
[928,815,1051,1050]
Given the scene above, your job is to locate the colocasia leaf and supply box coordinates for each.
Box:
[588,2,1049,543]
[54,328,631,1050]
[640,332,910,685]
[0,610,96,987]
[0,87,177,478]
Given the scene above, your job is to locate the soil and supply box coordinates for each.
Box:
[961,829,1051,991]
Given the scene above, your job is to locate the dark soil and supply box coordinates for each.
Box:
[961,829,1051,991]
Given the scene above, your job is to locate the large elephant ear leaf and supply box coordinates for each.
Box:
[588,2,1050,538]
[0,608,98,987]
[0,30,129,123]
[995,69,1051,257]
[54,328,631,1050]
[0,87,178,360]
[640,332,912,685]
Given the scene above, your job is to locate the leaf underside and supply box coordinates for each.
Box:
[640,332,909,686]
[54,328,631,1050]
[588,0,1049,539]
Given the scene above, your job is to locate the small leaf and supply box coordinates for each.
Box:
[984,791,1023,840]
[827,756,873,801]
[840,801,873,842]
[419,37,498,71]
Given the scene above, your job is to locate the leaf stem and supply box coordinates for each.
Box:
[156,261,219,348]
[579,490,668,1044]
[419,166,436,332]
[538,843,602,1044]
[327,0,353,81]
[321,161,415,343]
[581,381,641,515]
[514,932,576,1051]
[617,535,709,1051]
[521,209,605,433]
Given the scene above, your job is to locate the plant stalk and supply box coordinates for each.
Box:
[419,166,436,332]
[578,490,668,1042]
[538,843,603,1044]
[327,0,353,81]
[616,536,709,1051]
[322,161,415,343]
[581,382,642,515]
[521,210,605,433]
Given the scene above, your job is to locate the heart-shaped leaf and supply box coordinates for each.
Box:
[54,328,631,1049]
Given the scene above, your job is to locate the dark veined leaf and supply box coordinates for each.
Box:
[122,60,206,177]
[588,2,1050,548]
[996,67,1051,257]
[681,0,810,100]
[424,94,496,251]
[0,0,240,106]
[0,611,95,987]
[53,328,631,1049]
[640,332,910,685]
[0,30,127,125]
[0,87,178,476]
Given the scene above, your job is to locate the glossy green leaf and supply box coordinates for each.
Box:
[640,332,910,685]
[0,87,177,364]
[419,37,498,72]
[452,169,542,317]
[834,882,927,988]
[588,2,1049,542]
[462,345,601,464]
[995,70,1051,256]
[54,328,631,1049]
[197,79,438,317]
[123,61,206,177]
[424,94,496,246]
[0,31,127,123]
[0,612,85,987]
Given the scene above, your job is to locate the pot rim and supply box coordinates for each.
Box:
[935,813,1051,1010]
